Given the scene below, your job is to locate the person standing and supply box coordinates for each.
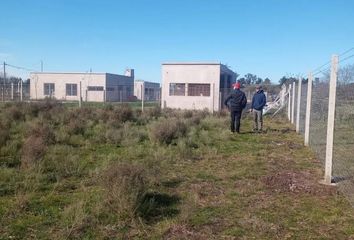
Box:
[224,82,247,133]
[251,85,267,133]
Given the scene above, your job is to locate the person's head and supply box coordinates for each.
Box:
[256,85,262,92]
[233,82,241,90]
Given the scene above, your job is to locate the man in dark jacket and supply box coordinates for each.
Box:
[224,82,247,133]
[251,85,267,132]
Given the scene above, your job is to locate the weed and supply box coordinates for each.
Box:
[149,118,188,145]
[100,163,148,221]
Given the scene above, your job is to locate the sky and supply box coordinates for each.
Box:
[1,0,354,83]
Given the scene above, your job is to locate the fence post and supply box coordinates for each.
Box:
[79,81,82,108]
[304,72,313,146]
[291,81,296,124]
[141,82,144,112]
[11,83,14,100]
[296,78,302,132]
[20,81,23,101]
[321,55,338,185]
[288,84,291,121]
[17,82,20,100]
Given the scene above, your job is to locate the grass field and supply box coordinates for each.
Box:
[1,100,354,239]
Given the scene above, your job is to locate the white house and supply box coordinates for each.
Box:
[161,63,237,112]
[134,80,160,101]
[30,69,134,102]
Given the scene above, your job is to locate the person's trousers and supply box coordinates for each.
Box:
[253,109,263,131]
[230,110,242,133]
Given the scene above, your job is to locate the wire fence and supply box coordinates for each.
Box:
[286,51,354,205]
[0,82,161,104]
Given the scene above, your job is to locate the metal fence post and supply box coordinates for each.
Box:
[296,78,302,132]
[304,72,313,146]
[291,81,296,124]
[323,55,339,185]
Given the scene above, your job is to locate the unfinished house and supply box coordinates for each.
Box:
[30,69,134,102]
[161,63,236,111]
[134,80,160,101]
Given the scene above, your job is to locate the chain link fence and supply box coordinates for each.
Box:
[286,52,354,205]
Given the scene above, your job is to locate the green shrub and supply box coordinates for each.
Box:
[149,118,188,145]
[20,121,55,169]
[0,122,10,147]
[111,104,134,123]
[41,145,87,180]
[100,163,148,221]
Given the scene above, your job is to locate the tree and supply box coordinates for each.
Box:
[256,78,263,84]
[264,78,271,85]
[244,73,257,85]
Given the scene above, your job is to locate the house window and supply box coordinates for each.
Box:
[88,86,104,91]
[188,84,210,96]
[169,83,185,96]
[66,84,77,96]
[43,83,55,96]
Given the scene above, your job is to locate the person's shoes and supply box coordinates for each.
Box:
[253,128,258,133]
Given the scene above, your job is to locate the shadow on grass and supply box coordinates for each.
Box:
[137,192,180,223]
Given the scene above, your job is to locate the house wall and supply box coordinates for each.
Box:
[134,81,160,101]
[30,73,106,101]
[30,72,134,102]
[105,73,134,102]
[161,64,221,112]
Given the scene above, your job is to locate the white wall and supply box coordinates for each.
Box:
[30,72,134,102]
[134,80,160,101]
[161,64,221,112]
[30,73,106,102]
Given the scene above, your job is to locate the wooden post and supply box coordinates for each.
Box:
[304,72,313,146]
[323,55,339,185]
[296,78,302,132]
[291,81,296,124]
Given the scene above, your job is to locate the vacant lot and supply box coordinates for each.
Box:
[1,101,354,239]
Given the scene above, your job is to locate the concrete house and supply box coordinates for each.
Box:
[134,80,160,101]
[161,63,237,112]
[30,69,134,102]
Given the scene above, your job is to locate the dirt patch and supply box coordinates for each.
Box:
[163,225,206,240]
[263,170,337,196]
[190,182,225,206]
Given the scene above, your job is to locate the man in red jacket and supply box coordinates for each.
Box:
[224,82,247,133]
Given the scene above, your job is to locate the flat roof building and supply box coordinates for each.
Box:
[134,80,160,101]
[30,69,134,102]
[161,63,236,112]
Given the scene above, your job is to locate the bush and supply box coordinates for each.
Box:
[111,104,134,123]
[105,123,148,146]
[21,121,55,169]
[0,122,10,147]
[149,118,188,145]
[101,163,148,221]
[41,145,87,180]
[6,105,25,122]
